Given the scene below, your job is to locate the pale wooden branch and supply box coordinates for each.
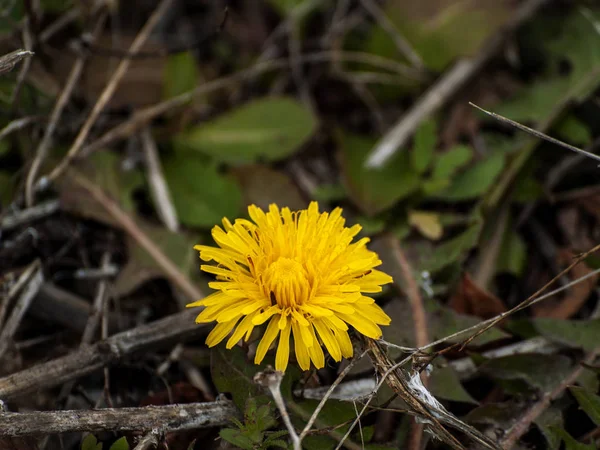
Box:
[0,400,237,437]
[0,309,204,400]
[140,127,179,232]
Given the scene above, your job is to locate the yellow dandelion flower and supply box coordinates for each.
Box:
[187,202,393,372]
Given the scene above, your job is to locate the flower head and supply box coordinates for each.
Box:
[188,202,393,372]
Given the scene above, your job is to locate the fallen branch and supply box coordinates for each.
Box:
[0,309,204,400]
[0,400,237,437]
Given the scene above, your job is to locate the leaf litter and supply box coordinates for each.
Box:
[1,1,600,449]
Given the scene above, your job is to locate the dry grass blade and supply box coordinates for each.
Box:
[365,339,501,450]
[0,49,33,76]
[66,169,203,302]
[470,102,600,163]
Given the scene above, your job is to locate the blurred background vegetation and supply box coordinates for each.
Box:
[2,0,600,449]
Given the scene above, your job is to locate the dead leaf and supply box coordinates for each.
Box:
[408,210,443,240]
[449,273,506,319]
[532,249,598,319]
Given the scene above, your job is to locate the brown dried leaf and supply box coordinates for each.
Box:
[449,273,506,319]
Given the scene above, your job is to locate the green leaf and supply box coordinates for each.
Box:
[211,346,264,410]
[434,152,505,201]
[163,51,198,99]
[338,131,421,215]
[424,221,482,273]
[535,407,563,450]
[108,437,129,450]
[312,183,347,203]
[496,227,527,276]
[429,360,478,404]
[496,9,600,123]
[532,318,600,352]
[0,172,15,207]
[175,97,317,163]
[479,354,573,391]
[383,297,508,350]
[163,152,243,228]
[550,427,596,450]
[555,115,591,146]
[81,434,102,450]
[569,386,600,426]
[366,0,511,71]
[219,428,255,450]
[431,145,473,180]
[410,119,436,174]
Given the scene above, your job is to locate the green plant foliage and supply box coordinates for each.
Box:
[81,436,129,450]
[569,386,600,426]
[337,131,420,215]
[532,318,600,352]
[424,221,482,273]
[211,346,266,410]
[478,354,573,391]
[220,397,288,450]
[433,152,505,201]
[410,118,437,174]
[174,97,317,164]
[496,225,527,276]
[496,9,600,122]
[163,51,199,99]
[555,115,592,146]
[0,172,15,207]
[162,152,243,228]
[550,427,596,450]
[366,0,511,71]
[109,437,130,450]
[81,435,102,450]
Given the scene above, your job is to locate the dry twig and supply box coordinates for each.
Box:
[0,401,237,437]
[0,309,204,400]
[45,0,174,185]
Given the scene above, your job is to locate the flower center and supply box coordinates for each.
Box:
[262,257,310,308]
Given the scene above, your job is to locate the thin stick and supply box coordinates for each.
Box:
[470,102,600,163]
[255,370,301,450]
[133,429,161,450]
[390,238,429,450]
[0,401,237,437]
[499,347,600,449]
[0,261,39,330]
[140,127,179,232]
[365,0,550,168]
[0,200,60,231]
[298,350,370,443]
[45,0,174,184]
[25,12,107,206]
[79,51,421,157]
[0,262,43,360]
